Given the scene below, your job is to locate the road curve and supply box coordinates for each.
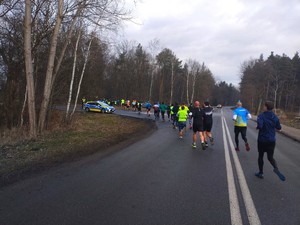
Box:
[0,108,299,225]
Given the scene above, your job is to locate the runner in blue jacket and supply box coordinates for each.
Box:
[255,101,285,181]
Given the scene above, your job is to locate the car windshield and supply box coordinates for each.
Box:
[99,102,109,107]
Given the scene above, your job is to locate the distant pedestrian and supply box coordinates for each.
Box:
[255,101,285,181]
[191,101,206,150]
[137,102,142,115]
[81,96,86,109]
[203,101,214,147]
[233,101,251,151]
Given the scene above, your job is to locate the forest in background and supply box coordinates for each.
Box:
[0,1,298,138]
[240,52,300,116]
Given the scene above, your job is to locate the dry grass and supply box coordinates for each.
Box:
[0,111,154,186]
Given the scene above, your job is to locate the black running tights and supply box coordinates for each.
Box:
[257,141,278,173]
[234,126,248,147]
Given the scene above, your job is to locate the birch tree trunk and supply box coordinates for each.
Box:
[52,5,84,86]
[186,71,189,104]
[169,60,174,104]
[71,35,93,117]
[24,0,37,138]
[273,77,279,115]
[159,69,164,102]
[20,85,28,127]
[66,28,81,121]
[190,70,197,104]
[149,68,154,102]
[38,0,64,133]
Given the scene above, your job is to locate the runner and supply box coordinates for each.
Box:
[255,101,285,181]
[233,101,251,151]
[191,101,206,150]
[188,103,194,129]
[203,101,214,147]
[171,102,179,129]
[179,103,189,131]
[132,100,137,111]
[153,103,160,120]
[166,104,171,121]
[121,98,125,107]
[159,102,167,122]
[145,101,152,117]
[81,96,86,109]
[177,105,188,139]
[137,102,142,115]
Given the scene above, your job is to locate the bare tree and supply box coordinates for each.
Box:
[186,59,200,104]
[0,0,21,17]
[66,25,82,121]
[71,32,94,117]
[147,39,160,102]
[38,0,64,133]
[24,0,37,138]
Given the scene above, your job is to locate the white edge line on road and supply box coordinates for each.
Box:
[221,111,243,225]
[223,118,262,225]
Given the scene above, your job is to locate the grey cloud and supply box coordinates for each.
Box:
[122,0,300,86]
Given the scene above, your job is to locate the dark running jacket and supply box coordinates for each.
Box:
[191,107,204,125]
[257,110,281,142]
[203,106,213,124]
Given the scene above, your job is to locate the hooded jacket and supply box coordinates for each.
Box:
[257,110,281,142]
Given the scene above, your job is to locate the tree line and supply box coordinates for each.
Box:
[1,0,238,138]
[239,52,300,115]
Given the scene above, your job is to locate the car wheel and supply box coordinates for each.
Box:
[85,107,90,112]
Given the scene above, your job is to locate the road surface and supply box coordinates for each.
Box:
[1,107,299,225]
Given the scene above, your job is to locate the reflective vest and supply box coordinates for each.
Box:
[170,106,174,115]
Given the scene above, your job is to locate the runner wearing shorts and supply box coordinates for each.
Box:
[203,101,214,147]
[191,101,206,150]
[177,105,188,139]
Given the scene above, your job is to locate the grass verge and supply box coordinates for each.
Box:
[0,111,155,187]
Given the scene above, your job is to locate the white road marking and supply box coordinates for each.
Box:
[221,112,243,225]
[223,116,261,225]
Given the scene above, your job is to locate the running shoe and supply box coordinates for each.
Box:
[210,137,214,145]
[273,168,286,181]
[245,143,250,151]
[205,142,208,147]
[201,142,206,150]
[255,172,264,179]
[192,143,196,149]
[235,147,240,152]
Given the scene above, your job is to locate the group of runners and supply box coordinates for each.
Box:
[232,100,285,181]
[143,99,286,182]
[144,100,215,151]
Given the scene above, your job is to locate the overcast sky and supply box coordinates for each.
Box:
[120,0,300,86]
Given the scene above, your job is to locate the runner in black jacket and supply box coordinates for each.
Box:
[203,101,214,147]
[171,102,179,129]
[191,101,206,150]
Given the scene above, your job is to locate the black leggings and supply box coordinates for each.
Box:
[234,126,248,147]
[257,141,278,173]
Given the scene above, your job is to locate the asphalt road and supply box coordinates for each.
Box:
[0,107,299,225]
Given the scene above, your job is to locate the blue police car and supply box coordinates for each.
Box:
[84,101,115,113]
